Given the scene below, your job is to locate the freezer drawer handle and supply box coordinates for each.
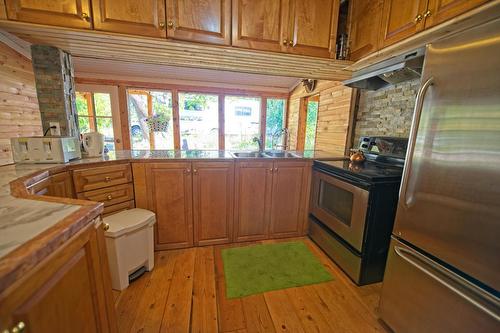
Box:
[394,245,500,321]
[399,77,434,208]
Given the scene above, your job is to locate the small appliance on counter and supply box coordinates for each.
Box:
[82,132,105,157]
[11,136,81,163]
[308,136,408,285]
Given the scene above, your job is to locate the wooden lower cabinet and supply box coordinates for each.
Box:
[234,160,311,242]
[234,161,274,242]
[193,162,234,246]
[144,162,194,250]
[0,221,117,333]
[28,171,75,198]
[269,161,311,238]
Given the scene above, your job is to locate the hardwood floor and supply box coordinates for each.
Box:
[114,237,388,332]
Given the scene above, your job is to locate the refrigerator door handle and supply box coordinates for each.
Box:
[399,76,434,208]
[394,245,500,321]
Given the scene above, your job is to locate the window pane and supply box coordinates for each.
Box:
[265,98,286,149]
[305,100,319,150]
[78,116,92,134]
[225,96,261,150]
[179,92,219,150]
[93,93,112,117]
[128,90,174,150]
[76,92,90,116]
[96,117,115,151]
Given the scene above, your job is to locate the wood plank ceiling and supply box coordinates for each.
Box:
[0,21,353,81]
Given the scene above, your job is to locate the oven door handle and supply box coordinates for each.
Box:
[399,77,434,208]
[313,167,371,189]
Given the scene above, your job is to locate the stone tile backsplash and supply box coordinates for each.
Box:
[353,78,421,146]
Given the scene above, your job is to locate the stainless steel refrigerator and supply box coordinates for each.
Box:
[379,18,500,332]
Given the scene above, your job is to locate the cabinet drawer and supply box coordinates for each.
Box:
[73,164,132,192]
[102,200,135,217]
[77,183,134,207]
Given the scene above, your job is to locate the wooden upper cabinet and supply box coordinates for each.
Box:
[232,0,289,52]
[91,0,167,37]
[287,0,339,58]
[145,162,194,250]
[234,161,274,242]
[166,0,231,45]
[192,162,234,246]
[0,1,7,19]
[4,0,92,28]
[379,0,428,48]
[348,0,383,61]
[269,161,310,238]
[424,0,489,28]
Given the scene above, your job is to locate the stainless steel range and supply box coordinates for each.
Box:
[309,136,407,285]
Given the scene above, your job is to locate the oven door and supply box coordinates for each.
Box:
[310,170,369,252]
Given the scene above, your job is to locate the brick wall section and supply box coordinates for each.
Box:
[31,45,79,137]
[352,78,420,146]
[0,42,42,165]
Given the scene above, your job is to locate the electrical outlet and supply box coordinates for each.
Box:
[49,122,61,136]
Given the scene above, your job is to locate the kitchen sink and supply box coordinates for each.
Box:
[263,151,301,158]
[232,151,267,158]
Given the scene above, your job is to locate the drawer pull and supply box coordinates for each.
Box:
[103,223,110,231]
[4,321,25,333]
[107,194,113,200]
[104,176,111,182]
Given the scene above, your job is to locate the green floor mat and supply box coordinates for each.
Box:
[221,241,333,299]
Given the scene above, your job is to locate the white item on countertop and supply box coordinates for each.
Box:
[10,136,81,163]
[103,208,155,291]
[82,132,104,157]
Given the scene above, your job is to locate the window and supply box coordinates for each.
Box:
[76,92,115,151]
[304,97,319,150]
[179,92,219,150]
[127,90,174,150]
[224,96,261,150]
[265,98,286,149]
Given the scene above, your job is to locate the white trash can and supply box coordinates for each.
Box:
[103,208,155,291]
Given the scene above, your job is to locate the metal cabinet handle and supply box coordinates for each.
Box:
[394,246,500,321]
[423,10,432,18]
[185,168,191,174]
[283,39,288,46]
[159,22,166,29]
[81,12,90,22]
[103,223,110,231]
[269,168,273,172]
[399,77,433,208]
[193,169,198,174]
[104,176,111,182]
[167,21,174,29]
[288,40,293,47]
[274,167,278,172]
[106,194,113,200]
[414,14,423,23]
[9,321,25,333]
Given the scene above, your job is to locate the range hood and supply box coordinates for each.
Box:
[343,48,426,90]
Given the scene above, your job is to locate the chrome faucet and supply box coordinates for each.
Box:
[252,136,263,151]
[271,128,289,150]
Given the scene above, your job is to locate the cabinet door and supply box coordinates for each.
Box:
[348,0,384,61]
[193,162,234,246]
[91,0,167,37]
[379,0,428,48]
[234,161,273,242]
[0,223,117,333]
[166,0,231,45]
[48,171,75,198]
[424,0,488,28]
[5,0,92,28]
[145,162,194,250]
[270,161,310,238]
[287,0,338,58]
[232,0,290,52]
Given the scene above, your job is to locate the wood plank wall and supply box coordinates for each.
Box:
[287,81,353,155]
[0,42,42,165]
